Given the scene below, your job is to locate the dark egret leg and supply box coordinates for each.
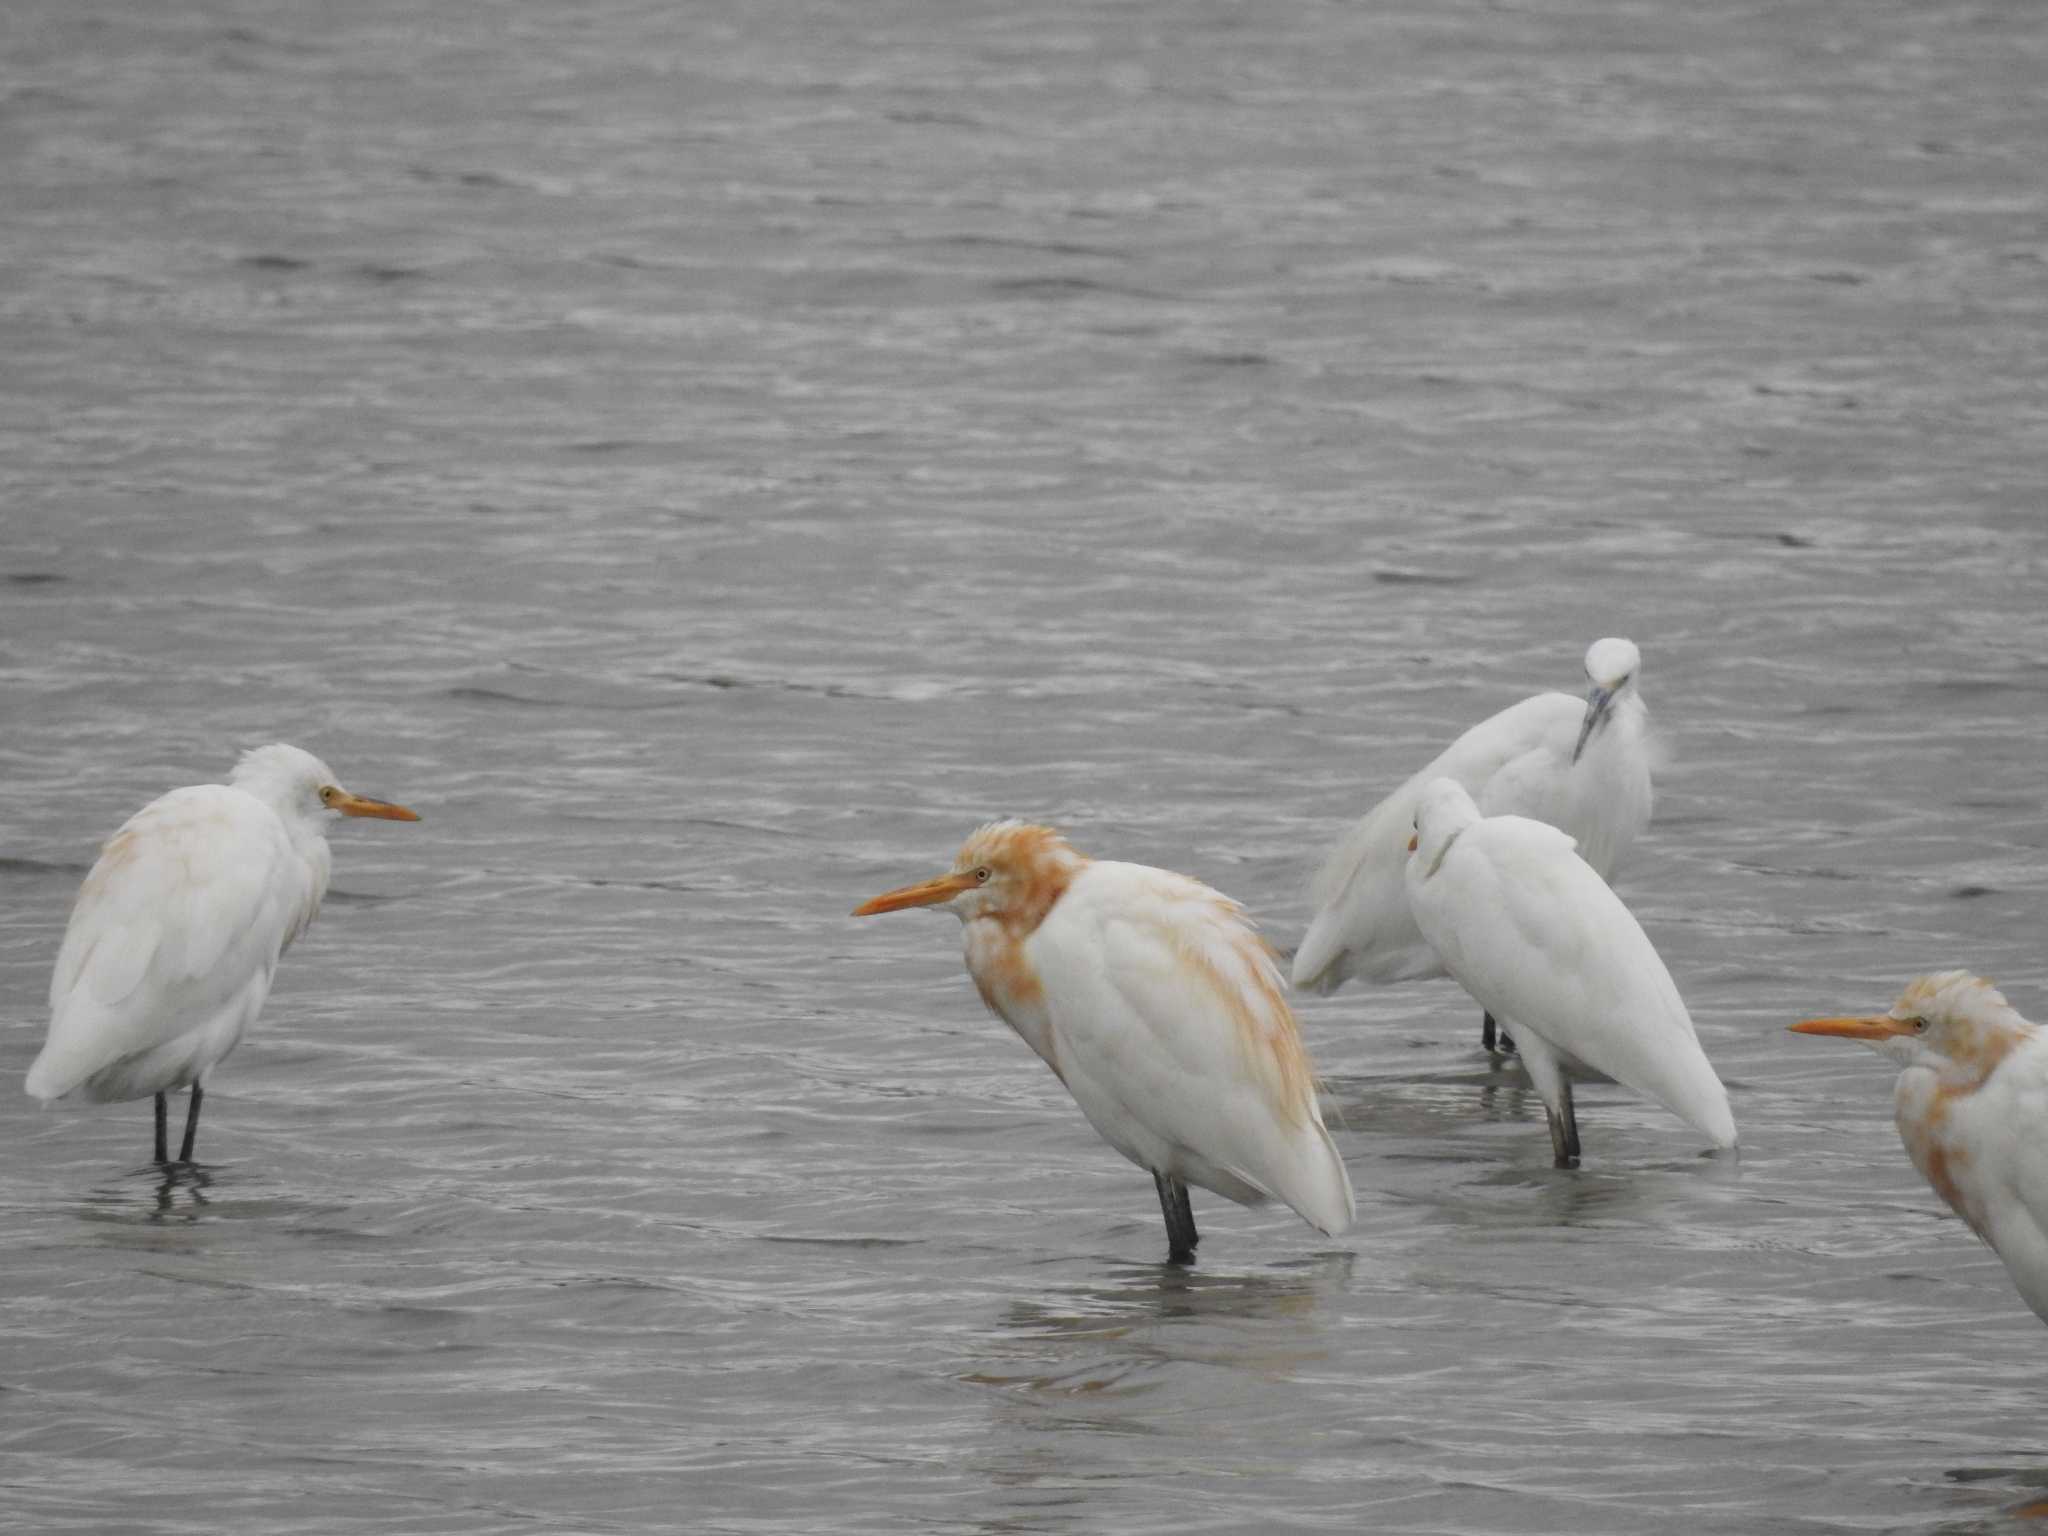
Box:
[153,1093,169,1164]
[177,1083,204,1164]
[1513,1033,1578,1168]
[1481,1013,1515,1055]
[1154,1171,1199,1264]
[1544,1082,1582,1169]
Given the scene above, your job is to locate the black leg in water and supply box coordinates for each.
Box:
[1545,1082,1582,1168]
[1154,1171,1199,1265]
[1481,1013,1515,1055]
[153,1093,169,1164]
[177,1083,204,1164]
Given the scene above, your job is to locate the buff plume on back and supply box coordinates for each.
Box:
[854,819,1354,1261]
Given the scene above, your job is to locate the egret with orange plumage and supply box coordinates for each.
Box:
[1792,972,2048,1326]
[25,745,420,1164]
[853,821,1355,1263]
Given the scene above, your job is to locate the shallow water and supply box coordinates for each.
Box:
[3,0,2047,1530]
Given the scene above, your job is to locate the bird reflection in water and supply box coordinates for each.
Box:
[75,1162,216,1231]
[960,1252,1356,1398]
[147,1161,214,1222]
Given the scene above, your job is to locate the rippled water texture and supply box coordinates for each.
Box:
[3,1,2047,1530]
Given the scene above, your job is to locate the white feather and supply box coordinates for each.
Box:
[22,744,415,1124]
[1912,1036,2048,1322]
[1403,779,1736,1150]
[27,786,325,1104]
[1025,862,1356,1236]
[1296,640,1653,994]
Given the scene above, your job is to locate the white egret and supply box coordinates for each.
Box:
[1403,778,1735,1165]
[1296,637,1653,1053]
[24,745,420,1164]
[1792,973,2048,1326]
[852,821,1355,1262]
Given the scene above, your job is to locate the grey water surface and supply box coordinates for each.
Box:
[3,1,2047,1531]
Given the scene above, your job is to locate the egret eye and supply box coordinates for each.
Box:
[974,867,992,884]
[318,786,338,805]
[1909,1017,1928,1033]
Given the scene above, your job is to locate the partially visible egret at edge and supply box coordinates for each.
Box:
[1792,972,2048,1327]
[1296,637,1653,1053]
[1403,778,1736,1166]
[25,744,420,1165]
[853,821,1355,1263]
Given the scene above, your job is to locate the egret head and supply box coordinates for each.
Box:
[1791,971,2033,1072]
[852,820,1086,930]
[1573,637,1642,764]
[231,743,420,826]
[1407,777,1481,878]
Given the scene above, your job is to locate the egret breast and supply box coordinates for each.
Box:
[1897,1071,1989,1236]
[963,919,1060,1081]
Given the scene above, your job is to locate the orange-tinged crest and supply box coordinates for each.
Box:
[1793,973,2034,1082]
[851,821,1086,931]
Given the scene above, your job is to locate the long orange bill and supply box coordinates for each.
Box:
[1789,1014,1914,1040]
[334,792,421,822]
[851,870,976,917]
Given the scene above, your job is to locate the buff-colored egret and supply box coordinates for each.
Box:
[1403,778,1735,1165]
[1296,637,1652,1053]
[852,821,1355,1262]
[24,745,420,1163]
[1792,972,2048,1326]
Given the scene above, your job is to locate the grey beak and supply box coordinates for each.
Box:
[1571,685,1613,765]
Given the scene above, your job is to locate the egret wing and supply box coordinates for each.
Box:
[1413,815,1734,1144]
[1297,692,1581,990]
[1477,703,1655,883]
[1032,864,1354,1234]
[31,787,312,1101]
[1956,1041,2048,1320]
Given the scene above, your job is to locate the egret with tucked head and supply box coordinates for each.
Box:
[1296,638,1653,1054]
[25,745,420,1164]
[1792,973,2048,1327]
[1403,778,1736,1165]
[853,822,1355,1263]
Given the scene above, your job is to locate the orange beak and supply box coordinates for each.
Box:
[333,792,421,822]
[1789,1013,1915,1041]
[851,869,977,917]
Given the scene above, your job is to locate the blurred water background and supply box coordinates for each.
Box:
[3,0,2047,1530]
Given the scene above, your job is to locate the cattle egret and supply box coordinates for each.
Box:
[852,821,1355,1262]
[1296,638,1653,1053]
[24,745,420,1164]
[1403,779,1735,1165]
[1791,972,2048,1326]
